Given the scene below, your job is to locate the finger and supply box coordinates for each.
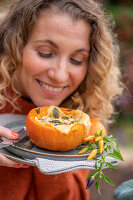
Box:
[0,126,20,139]
[0,153,20,167]
[0,153,29,168]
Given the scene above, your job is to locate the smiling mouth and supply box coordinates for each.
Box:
[37,80,64,93]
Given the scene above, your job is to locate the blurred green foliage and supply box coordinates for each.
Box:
[108,5,133,44]
[107,0,133,147]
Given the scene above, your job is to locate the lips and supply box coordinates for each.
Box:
[37,80,65,93]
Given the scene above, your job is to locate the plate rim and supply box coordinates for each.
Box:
[8,142,89,158]
[0,148,36,166]
[4,120,89,158]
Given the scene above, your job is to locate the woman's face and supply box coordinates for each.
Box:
[18,11,90,107]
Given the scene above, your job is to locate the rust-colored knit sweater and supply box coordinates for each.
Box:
[0,93,89,200]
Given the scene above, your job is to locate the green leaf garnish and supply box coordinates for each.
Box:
[77,131,124,194]
[107,149,124,161]
[105,162,117,169]
[96,178,101,194]
[103,175,115,186]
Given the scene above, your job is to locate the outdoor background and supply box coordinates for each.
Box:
[0,0,133,200]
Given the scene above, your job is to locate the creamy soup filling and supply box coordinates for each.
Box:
[35,106,91,134]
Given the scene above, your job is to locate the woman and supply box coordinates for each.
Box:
[0,0,123,199]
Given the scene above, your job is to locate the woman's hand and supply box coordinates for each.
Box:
[0,126,29,168]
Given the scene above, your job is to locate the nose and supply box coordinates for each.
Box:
[47,57,69,83]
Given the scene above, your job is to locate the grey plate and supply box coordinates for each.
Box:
[3,120,89,161]
[0,148,36,166]
[1,120,118,172]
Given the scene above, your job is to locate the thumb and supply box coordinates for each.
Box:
[0,126,20,139]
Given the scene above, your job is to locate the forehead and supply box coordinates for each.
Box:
[29,11,90,47]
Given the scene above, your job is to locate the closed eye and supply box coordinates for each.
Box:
[70,57,83,65]
[37,51,52,58]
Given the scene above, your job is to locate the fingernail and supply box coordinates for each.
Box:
[13,164,21,168]
[11,132,20,136]
[22,164,29,168]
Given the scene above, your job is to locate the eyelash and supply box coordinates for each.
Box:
[69,58,83,65]
[37,51,83,65]
[37,51,52,58]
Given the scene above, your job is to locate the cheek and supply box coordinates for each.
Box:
[21,54,43,76]
[72,66,87,85]
[22,54,52,77]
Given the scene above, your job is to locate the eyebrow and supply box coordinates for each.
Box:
[35,39,89,53]
[75,48,89,53]
[35,39,58,48]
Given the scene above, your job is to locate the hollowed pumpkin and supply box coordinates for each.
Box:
[88,118,107,137]
[26,105,91,151]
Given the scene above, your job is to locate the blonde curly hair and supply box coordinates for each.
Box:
[0,0,123,123]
